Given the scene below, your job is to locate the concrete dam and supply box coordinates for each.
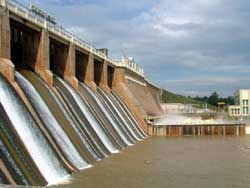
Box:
[0,0,163,186]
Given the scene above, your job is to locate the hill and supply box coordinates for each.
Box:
[160,89,215,109]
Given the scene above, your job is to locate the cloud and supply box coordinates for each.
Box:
[162,77,250,97]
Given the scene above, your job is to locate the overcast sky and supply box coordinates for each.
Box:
[19,0,250,97]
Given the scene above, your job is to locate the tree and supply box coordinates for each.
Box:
[208,91,219,106]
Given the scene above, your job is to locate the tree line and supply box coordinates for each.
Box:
[161,89,234,108]
[193,92,234,106]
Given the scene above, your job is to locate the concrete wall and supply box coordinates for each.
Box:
[147,82,163,111]
[125,69,163,118]
[112,67,148,132]
[0,8,10,59]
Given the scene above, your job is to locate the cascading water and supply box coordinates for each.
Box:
[51,86,101,162]
[55,77,119,154]
[111,91,147,137]
[0,102,45,185]
[109,93,145,139]
[77,85,124,150]
[97,90,136,144]
[0,75,68,185]
[20,70,100,162]
[97,88,141,141]
[109,94,143,139]
[56,85,107,159]
[80,83,133,146]
[0,139,28,185]
[15,72,90,170]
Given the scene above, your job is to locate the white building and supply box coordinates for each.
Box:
[229,89,250,117]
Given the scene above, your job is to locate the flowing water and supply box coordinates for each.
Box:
[109,92,146,139]
[78,84,124,150]
[79,83,132,146]
[97,88,140,141]
[55,77,119,154]
[15,72,90,171]
[0,102,44,185]
[111,91,147,138]
[0,75,68,185]
[97,92,135,145]
[55,80,108,159]
[19,70,100,162]
[54,136,250,188]
[0,139,28,185]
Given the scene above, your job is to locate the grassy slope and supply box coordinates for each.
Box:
[160,89,215,109]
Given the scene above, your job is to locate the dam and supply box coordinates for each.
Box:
[0,0,162,186]
[1,0,250,188]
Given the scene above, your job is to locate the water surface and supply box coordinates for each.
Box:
[55,136,250,188]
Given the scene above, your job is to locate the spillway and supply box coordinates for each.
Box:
[111,91,147,138]
[77,85,124,150]
[79,83,132,147]
[110,93,145,139]
[0,139,27,185]
[0,136,29,186]
[0,102,46,185]
[109,93,143,139]
[55,77,119,154]
[19,70,100,162]
[97,88,141,142]
[0,75,68,185]
[15,72,90,171]
[0,70,147,186]
[55,81,107,159]
[96,89,135,144]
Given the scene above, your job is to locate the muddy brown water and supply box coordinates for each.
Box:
[47,136,250,188]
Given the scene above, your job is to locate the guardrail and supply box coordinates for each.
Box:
[115,60,144,76]
[1,0,144,77]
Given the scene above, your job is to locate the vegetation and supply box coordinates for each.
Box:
[193,91,235,106]
[160,90,234,109]
[160,89,214,109]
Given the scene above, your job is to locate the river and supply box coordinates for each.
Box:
[52,136,250,188]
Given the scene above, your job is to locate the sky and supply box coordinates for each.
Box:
[18,0,250,97]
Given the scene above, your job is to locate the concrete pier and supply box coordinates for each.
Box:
[0,7,10,59]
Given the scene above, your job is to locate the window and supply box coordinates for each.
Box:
[246,107,249,114]
[243,100,249,105]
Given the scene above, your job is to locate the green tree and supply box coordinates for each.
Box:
[208,91,219,106]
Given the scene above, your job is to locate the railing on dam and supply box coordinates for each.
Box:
[0,0,144,77]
